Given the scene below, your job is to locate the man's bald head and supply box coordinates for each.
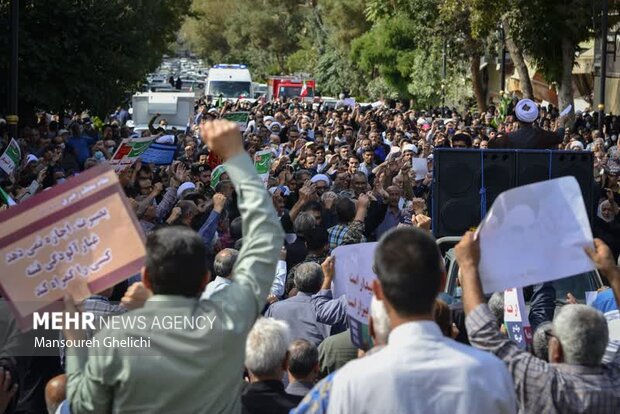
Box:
[214,248,239,280]
[45,374,66,414]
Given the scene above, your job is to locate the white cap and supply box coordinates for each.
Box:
[24,154,39,165]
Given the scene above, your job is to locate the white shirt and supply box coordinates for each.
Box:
[328,321,517,414]
[202,276,232,299]
[269,260,287,298]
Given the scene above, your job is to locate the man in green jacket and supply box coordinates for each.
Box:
[64,120,284,413]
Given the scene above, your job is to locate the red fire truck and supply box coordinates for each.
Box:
[267,76,316,101]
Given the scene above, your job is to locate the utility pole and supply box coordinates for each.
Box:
[599,0,608,131]
[7,0,19,139]
[441,39,447,117]
[499,24,506,96]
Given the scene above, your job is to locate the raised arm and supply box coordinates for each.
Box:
[202,121,284,325]
[456,231,549,400]
[311,257,348,326]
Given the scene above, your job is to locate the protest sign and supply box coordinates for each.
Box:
[333,242,378,349]
[222,111,250,132]
[475,177,594,293]
[210,165,226,190]
[108,137,156,172]
[140,143,177,166]
[0,138,22,176]
[0,164,146,330]
[343,98,356,108]
[503,288,532,349]
[412,157,429,179]
[254,150,272,188]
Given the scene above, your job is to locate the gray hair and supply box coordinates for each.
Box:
[294,262,324,294]
[287,339,318,378]
[532,321,553,362]
[370,296,390,345]
[488,292,504,326]
[245,318,291,377]
[213,248,239,279]
[553,304,608,366]
[294,212,316,236]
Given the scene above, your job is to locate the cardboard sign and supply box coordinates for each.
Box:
[475,177,594,293]
[140,143,177,165]
[222,111,250,132]
[108,137,156,172]
[333,242,378,349]
[0,165,146,329]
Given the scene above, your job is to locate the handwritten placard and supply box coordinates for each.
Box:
[0,165,146,329]
[333,242,377,348]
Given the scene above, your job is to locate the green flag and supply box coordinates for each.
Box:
[0,186,16,207]
[254,150,272,175]
[210,165,226,190]
[0,138,22,176]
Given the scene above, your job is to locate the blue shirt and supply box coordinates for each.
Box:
[265,292,330,346]
[67,135,96,165]
[592,288,618,313]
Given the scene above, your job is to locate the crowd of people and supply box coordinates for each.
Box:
[1,93,620,413]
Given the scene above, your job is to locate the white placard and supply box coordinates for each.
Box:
[333,243,378,322]
[412,158,429,180]
[475,177,594,293]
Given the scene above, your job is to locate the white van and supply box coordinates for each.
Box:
[206,64,252,100]
[131,92,195,132]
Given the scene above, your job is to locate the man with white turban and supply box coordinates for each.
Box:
[491,98,565,149]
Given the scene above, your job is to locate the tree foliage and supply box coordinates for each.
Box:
[0,0,190,119]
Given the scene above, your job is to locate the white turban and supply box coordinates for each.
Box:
[569,140,585,150]
[515,99,539,123]
[310,174,331,186]
[177,182,196,198]
[402,144,418,154]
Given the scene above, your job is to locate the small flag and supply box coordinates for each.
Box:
[0,186,16,207]
[300,81,308,98]
[210,164,226,190]
[0,138,22,176]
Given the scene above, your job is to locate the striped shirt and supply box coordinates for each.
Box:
[466,304,620,413]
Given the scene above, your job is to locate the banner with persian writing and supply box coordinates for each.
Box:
[0,164,146,330]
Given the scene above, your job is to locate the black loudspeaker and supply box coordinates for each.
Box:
[432,149,594,238]
[432,149,517,238]
[516,150,594,220]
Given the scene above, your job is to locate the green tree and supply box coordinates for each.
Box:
[0,0,189,121]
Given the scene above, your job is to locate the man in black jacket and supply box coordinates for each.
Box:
[492,99,565,150]
[242,318,302,414]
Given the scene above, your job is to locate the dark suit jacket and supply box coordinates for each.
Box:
[241,380,303,414]
[491,124,564,149]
